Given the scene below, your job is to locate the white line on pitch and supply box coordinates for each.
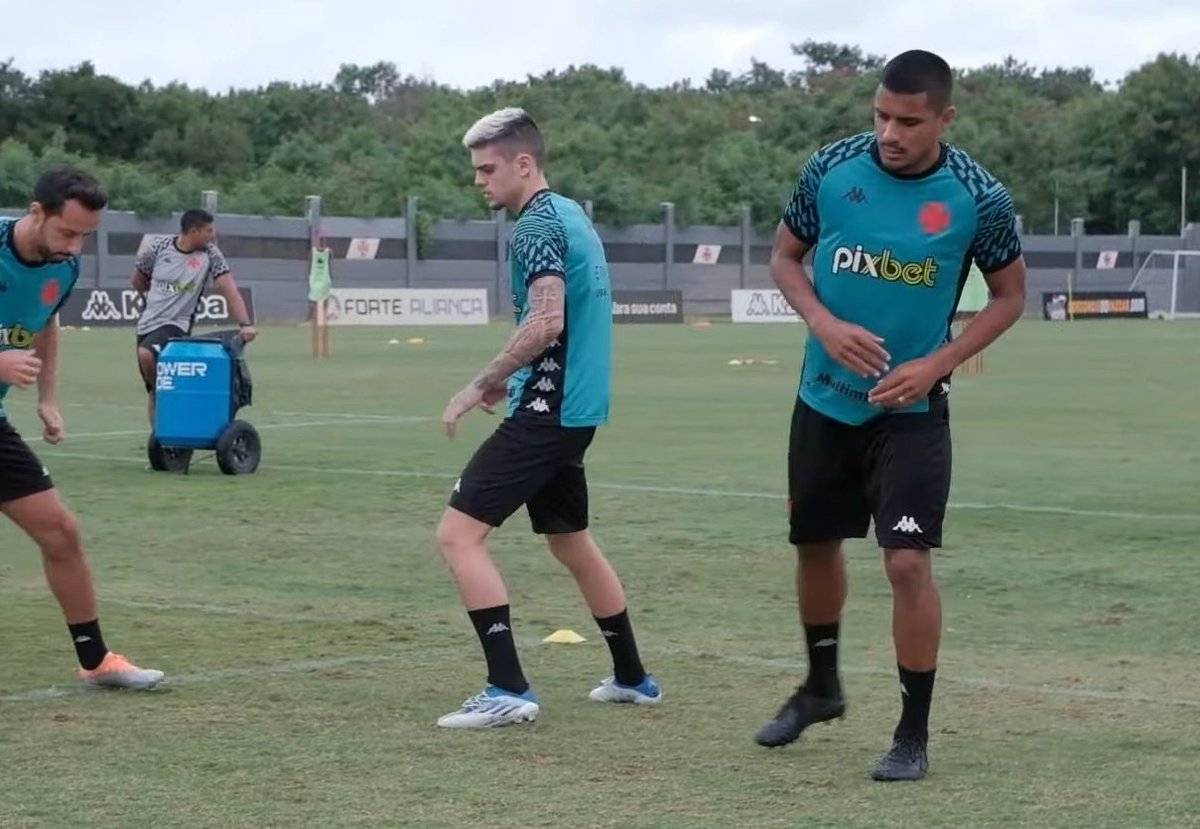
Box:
[37,451,1200,522]
[655,646,1200,710]
[4,643,1199,710]
[62,416,430,440]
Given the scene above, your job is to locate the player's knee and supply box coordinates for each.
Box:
[883,549,932,592]
[37,509,83,562]
[796,540,841,563]
[435,519,462,559]
[435,513,483,563]
[546,531,593,568]
[137,348,156,384]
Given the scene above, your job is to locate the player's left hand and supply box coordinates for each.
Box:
[441,384,487,438]
[868,356,945,409]
[38,403,65,445]
[477,383,506,415]
[239,325,258,343]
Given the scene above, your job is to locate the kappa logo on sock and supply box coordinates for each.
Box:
[814,638,838,647]
[601,630,618,638]
[900,682,909,696]
[486,623,510,635]
[73,635,92,644]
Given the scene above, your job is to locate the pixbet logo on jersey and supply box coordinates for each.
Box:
[831,246,938,287]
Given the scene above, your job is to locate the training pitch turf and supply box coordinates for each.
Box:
[1,320,1198,827]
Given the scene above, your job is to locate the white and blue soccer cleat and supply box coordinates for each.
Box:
[588,675,663,706]
[436,685,540,729]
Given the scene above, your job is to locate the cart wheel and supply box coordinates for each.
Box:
[147,435,193,472]
[215,420,261,475]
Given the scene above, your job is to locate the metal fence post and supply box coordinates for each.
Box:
[495,207,508,319]
[1070,217,1085,319]
[661,201,674,289]
[405,196,418,288]
[739,204,751,289]
[94,210,108,288]
[1127,219,1140,285]
[304,195,322,247]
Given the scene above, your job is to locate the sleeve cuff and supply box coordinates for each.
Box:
[525,269,565,287]
[782,220,816,246]
[979,249,1023,275]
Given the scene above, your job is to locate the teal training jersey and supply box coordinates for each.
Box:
[506,190,612,428]
[783,133,1021,425]
[0,218,79,419]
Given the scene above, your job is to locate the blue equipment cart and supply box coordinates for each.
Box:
[148,330,260,475]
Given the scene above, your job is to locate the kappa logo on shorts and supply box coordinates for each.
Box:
[531,377,556,393]
[891,516,923,534]
[536,357,561,373]
[453,478,462,493]
[526,397,551,413]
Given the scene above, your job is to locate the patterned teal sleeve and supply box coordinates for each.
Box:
[971,183,1022,273]
[511,219,567,286]
[782,153,823,244]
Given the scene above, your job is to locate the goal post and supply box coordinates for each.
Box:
[1129,249,1200,319]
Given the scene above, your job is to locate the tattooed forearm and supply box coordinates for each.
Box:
[472,276,565,390]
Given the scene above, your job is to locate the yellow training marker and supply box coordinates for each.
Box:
[543,629,587,644]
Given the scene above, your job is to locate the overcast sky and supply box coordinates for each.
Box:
[8,0,1198,91]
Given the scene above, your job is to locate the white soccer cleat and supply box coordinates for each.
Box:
[588,675,663,706]
[78,653,164,690]
[437,685,540,729]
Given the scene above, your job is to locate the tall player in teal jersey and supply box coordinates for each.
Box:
[0,169,162,689]
[436,108,660,728]
[754,52,1026,780]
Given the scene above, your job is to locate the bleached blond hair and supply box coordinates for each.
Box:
[461,107,544,162]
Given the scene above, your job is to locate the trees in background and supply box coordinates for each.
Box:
[1,49,1197,233]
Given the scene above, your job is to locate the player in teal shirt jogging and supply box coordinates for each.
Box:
[0,169,162,689]
[754,52,1026,780]
[436,108,660,729]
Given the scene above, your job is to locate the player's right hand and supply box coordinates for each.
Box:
[441,384,486,438]
[811,317,890,378]
[0,350,43,388]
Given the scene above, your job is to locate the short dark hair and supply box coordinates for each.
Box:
[881,50,953,111]
[181,209,214,234]
[462,107,545,164]
[33,167,107,215]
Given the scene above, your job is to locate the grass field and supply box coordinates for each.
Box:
[1,320,1198,828]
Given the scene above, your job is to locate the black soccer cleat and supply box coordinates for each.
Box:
[754,686,846,748]
[870,734,929,781]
